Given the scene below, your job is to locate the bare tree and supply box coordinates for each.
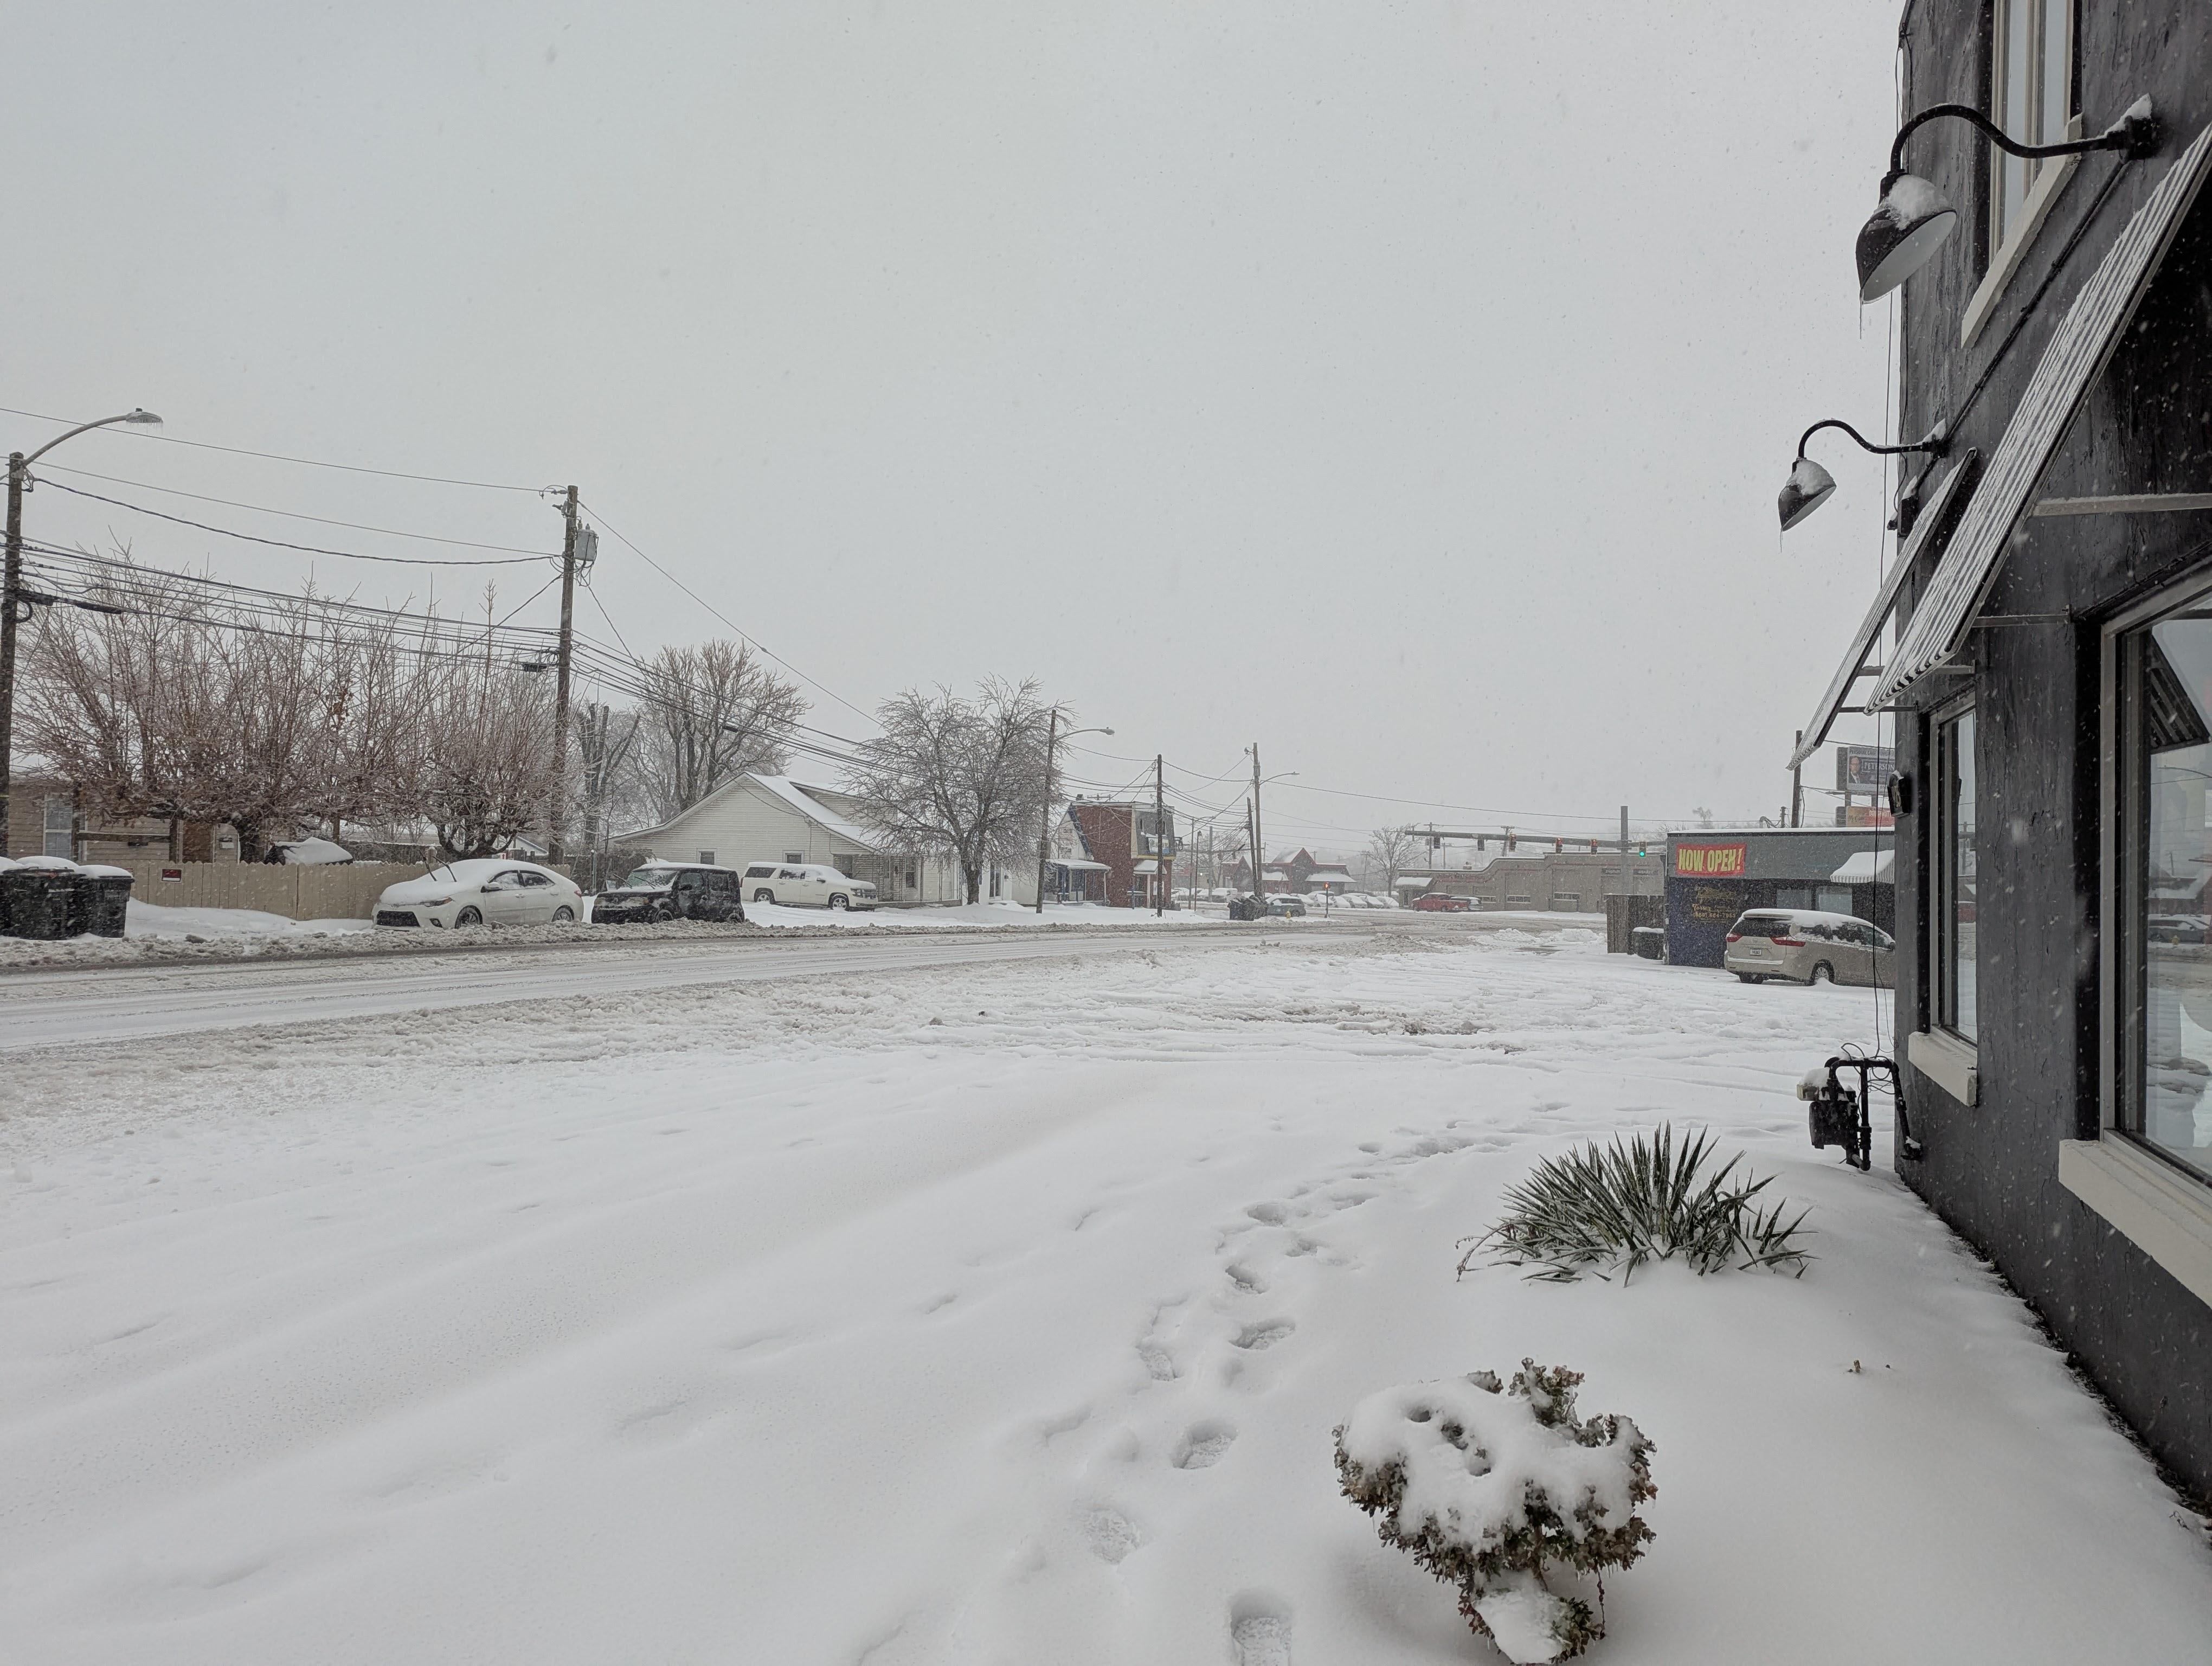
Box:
[633,640,806,823]
[1366,824,1420,894]
[848,678,1049,904]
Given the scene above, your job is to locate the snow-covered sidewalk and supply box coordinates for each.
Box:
[1,930,2203,1663]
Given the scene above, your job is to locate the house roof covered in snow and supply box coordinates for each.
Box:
[619,773,879,851]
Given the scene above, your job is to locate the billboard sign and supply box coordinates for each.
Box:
[1673,842,1747,878]
[1837,745,1895,793]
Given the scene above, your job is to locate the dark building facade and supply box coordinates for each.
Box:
[1796,1,2212,1494]
[1663,829,1896,969]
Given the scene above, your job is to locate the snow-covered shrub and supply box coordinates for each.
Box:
[1334,1362,1655,1663]
[1460,1124,1808,1283]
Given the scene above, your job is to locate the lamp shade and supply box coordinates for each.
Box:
[1778,456,1838,531]
[1856,174,1957,302]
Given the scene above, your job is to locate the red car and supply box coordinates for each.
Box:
[1411,892,1471,912]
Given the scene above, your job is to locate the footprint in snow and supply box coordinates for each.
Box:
[1231,1318,1296,1352]
[1082,1504,1144,1564]
[1224,1261,1269,1294]
[1173,1420,1238,1470]
[1230,1594,1294,1666]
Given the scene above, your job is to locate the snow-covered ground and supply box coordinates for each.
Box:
[2,927,2204,1663]
[736,898,1221,930]
[127,899,374,941]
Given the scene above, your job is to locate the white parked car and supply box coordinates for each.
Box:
[740,861,877,911]
[375,858,585,929]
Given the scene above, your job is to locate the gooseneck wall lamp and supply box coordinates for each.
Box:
[1778,418,1946,531]
[1856,96,2161,302]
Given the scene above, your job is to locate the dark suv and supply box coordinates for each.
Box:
[590,862,747,924]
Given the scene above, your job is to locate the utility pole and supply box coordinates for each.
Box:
[1154,753,1166,917]
[1790,729,1804,828]
[0,453,26,858]
[1033,707,1059,915]
[550,485,580,863]
[1249,744,1264,899]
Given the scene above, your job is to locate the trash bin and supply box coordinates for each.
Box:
[76,864,134,938]
[1,855,81,940]
[1631,926,1666,961]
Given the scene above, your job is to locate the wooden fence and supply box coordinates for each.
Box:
[106,860,574,922]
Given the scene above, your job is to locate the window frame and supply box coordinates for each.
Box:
[1963,0,2082,345]
[2078,570,2212,1304]
[1931,693,1979,1046]
[2101,568,2212,1179]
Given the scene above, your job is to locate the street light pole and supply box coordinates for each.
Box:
[1033,706,1058,916]
[1032,710,1111,914]
[0,408,162,856]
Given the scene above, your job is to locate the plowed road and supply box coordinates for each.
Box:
[0,931,1297,1052]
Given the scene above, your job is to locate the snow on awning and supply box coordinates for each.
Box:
[1134,859,1160,875]
[1872,120,2212,709]
[1830,849,1895,886]
[1393,875,1432,888]
[1787,451,1979,771]
[1050,857,1109,872]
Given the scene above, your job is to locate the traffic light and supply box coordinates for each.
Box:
[1477,835,1487,851]
[1554,837,1563,854]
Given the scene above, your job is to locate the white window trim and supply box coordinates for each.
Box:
[1962,136,2081,348]
[1908,1027,1979,1107]
[2059,1137,2212,1306]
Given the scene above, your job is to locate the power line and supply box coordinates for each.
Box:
[37,463,559,555]
[0,403,545,493]
[34,479,554,568]
[577,497,879,726]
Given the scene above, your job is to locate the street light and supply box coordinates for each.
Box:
[1856,97,2160,302]
[1777,418,1946,531]
[1034,709,1111,914]
[0,409,163,855]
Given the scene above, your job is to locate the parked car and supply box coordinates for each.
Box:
[1724,909,1894,986]
[374,858,584,928]
[741,861,878,911]
[590,862,747,924]
[1411,892,1471,912]
[1264,894,1308,918]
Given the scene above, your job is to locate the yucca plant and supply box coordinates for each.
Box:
[1460,1125,1809,1283]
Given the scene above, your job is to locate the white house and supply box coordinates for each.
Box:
[619,775,1036,906]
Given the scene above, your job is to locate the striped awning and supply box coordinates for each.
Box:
[1872,120,2212,708]
[1788,450,1979,770]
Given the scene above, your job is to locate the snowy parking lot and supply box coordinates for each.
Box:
[2,923,2205,1663]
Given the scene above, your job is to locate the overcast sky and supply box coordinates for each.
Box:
[2,2,1909,854]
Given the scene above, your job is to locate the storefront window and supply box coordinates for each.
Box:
[1934,706,1977,1041]
[2119,600,2212,1183]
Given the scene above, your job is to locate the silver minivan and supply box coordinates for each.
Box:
[1724,909,1893,986]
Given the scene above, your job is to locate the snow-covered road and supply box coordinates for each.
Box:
[0,929,1275,1050]
[1,926,2204,1664]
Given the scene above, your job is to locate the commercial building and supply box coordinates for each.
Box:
[1663,829,1896,968]
[1788,0,2212,1492]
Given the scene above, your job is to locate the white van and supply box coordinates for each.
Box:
[741,862,878,911]
[1725,909,1893,986]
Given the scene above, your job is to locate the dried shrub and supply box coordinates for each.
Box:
[1336,1362,1655,1662]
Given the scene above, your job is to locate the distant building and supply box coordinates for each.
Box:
[1402,848,1664,913]
[1661,829,1894,969]
[1051,799,1175,909]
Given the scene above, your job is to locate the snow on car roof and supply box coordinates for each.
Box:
[1736,908,1870,926]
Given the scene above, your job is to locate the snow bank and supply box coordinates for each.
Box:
[743,899,1218,930]
[127,901,372,940]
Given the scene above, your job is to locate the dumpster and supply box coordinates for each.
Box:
[77,864,134,938]
[2,855,81,940]
[1631,925,1666,961]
